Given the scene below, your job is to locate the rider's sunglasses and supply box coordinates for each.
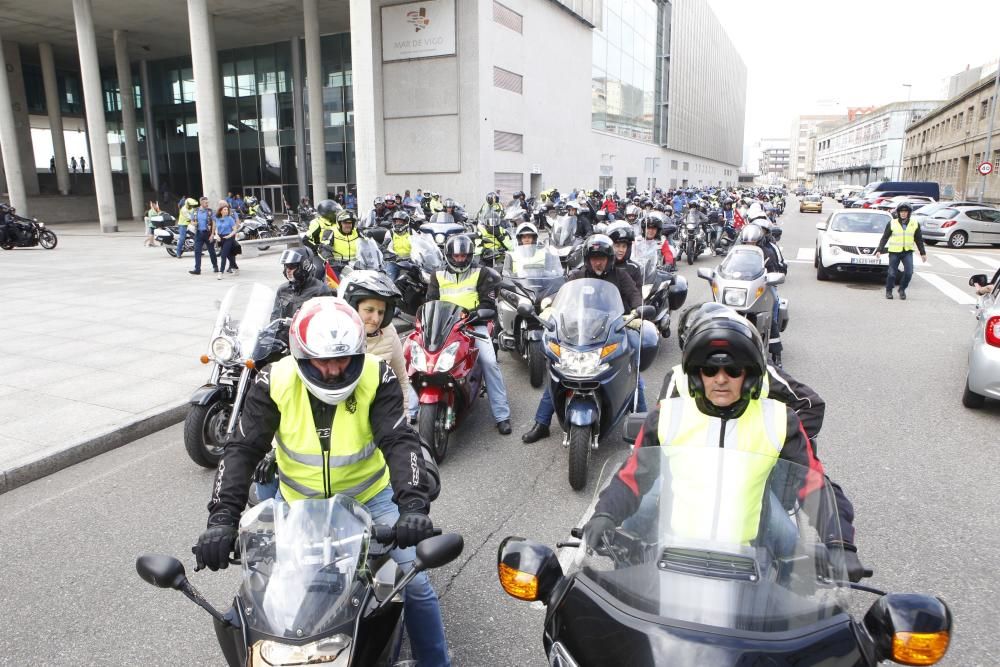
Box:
[700,366,745,379]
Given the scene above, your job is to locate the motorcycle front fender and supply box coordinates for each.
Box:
[566,396,599,427]
[417,384,447,405]
[190,383,230,406]
[524,327,545,342]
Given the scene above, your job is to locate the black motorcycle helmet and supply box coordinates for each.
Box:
[514,190,525,200]
[486,192,498,205]
[444,234,475,273]
[606,221,635,262]
[583,234,615,278]
[340,270,402,330]
[640,215,662,236]
[737,224,765,246]
[770,225,783,242]
[391,210,410,234]
[279,247,315,288]
[316,199,339,222]
[682,311,766,419]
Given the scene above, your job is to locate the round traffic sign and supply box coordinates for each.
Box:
[978,161,993,176]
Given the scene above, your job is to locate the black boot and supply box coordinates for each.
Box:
[521,422,550,443]
[899,288,907,300]
[885,289,893,300]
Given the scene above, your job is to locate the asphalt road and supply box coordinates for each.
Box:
[1,197,997,666]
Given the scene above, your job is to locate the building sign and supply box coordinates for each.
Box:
[381,0,456,62]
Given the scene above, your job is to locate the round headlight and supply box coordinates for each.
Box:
[211,336,235,362]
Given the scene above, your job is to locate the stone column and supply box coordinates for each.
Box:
[2,40,39,197]
[187,0,226,202]
[113,30,144,220]
[139,59,160,197]
[349,0,377,211]
[290,36,308,203]
[0,34,28,212]
[73,0,118,231]
[39,42,70,196]
[303,0,327,204]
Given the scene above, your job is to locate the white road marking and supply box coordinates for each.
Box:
[796,247,814,261]
[933,253,974,269]
[915,272,978,305]
[963,253,1000,270]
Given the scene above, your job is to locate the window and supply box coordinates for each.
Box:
[967,107,974,126]
[982,100,990,119]
[682,161,689,171]
[493,1,523,33]
[670,159,678,169]
[493,67,522,94]
[493,130,523,152]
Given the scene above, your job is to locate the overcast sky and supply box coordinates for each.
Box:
[705,0,1000,170]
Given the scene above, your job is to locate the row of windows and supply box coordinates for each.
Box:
[904,150,1000,180]
[816,117,891,152]
[908,98,994,151]
[815,145,890,170]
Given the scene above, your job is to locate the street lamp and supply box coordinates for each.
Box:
[902,83,912,102]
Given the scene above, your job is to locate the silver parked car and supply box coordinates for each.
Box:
[920,205,1000,248]
[964,272,1000,408]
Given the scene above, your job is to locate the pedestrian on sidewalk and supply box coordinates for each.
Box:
[144,200,161,247]
[215,201,240,279]
[176,197,197,257]
[70,157,77,174]
[50,156,56,173]
[80,156,86,172]
[190,197,219,275]
[875,203,926,300]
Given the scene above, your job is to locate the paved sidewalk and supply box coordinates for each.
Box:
[0,220,293,492]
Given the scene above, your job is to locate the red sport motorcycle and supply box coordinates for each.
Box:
[404,300,495,463]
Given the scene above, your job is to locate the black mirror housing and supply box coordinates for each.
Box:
[622,413,646,444]
[516,300,535,318]
[414,533,464,571]
[696,267,714,281]
[136,554,188,590]
[969,273,988,287]
[864,593,952,665]
[667,275,688,311]
[497,537,564,603]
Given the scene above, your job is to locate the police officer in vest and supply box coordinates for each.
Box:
[303,199,340,251]
[874,203,927,300]
[503,222,548,275]
[196,297,451,665]
[384,210,414,281]
[426,234,513,434]
[584,312,867,581]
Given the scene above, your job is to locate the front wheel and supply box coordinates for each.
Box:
[947,231,967,249]
[686,241,695,265]
[527,340,545,388]
[567,424,592,490]
[418,403,450,463]
[183,401,231,468]
[39,230,58,249]
[257,230,272,251]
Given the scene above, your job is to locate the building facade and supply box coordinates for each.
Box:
[788,114,842,184]
[811,101,940,188]
[757,138,789,184]
[902,73,1000,203]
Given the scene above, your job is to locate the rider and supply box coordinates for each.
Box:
[303,199,340,251]
[320,209,363,267]
[737,224,785,368]
[639,214,675,267]
[566,198,594,238]
[443,198,466,224]
[476,207,513,261]
[175,197,198,257]
[365,196,388,228]
[196,297,451,666]
[522,235,645,443]
[513,190,531,214]
[340,270,410,400]
[477,192,505,219]
[384,210,414,281]
[273,247,332,321]
[599,190,618,220]
[606,221,643,292]
[503,222,548,274]
[424,234,513,435]
[583,312,861,580]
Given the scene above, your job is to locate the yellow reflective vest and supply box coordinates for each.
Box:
[656,394,787,545]
[177,205,195,228]
[436,269,481,310]
[479,225,513,252]
[511,246,549,274]
[268,355,390,503]
[307,216,336,246]
[887,218,918,253]
[321,227,362,261]
[391,231,412,259]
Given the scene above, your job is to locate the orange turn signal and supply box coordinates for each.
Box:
[498,563,539,601]
[200,355,210,364]
[245,360,256,369]
[600,343,618,357]
[892,631,950,665]
[755,287,765,300]
[547,341,561,357]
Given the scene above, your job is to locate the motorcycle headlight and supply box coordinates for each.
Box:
[556,348,607,376]
[435,233,445,244]
[723,288,747,307]
[36,222,45,227]
[210,336,235,362]
[256,634,351,665]
[409,341,428,372]
[435,341,461,372]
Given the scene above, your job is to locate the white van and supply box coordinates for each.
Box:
[834,185,862,202]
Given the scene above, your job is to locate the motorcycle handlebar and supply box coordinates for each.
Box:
[371,524,443,545]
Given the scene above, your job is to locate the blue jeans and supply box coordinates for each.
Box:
[886,251,914,291]
[193,229,218,272]
[175,225,188,256]
[769,286,782,353]
[386,261,400,281]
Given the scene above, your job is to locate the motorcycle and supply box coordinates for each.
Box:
[183,283,288,468]
[396,234,443,320]
[239,201,277,251]
[547,214,584,272]
[497,246,566,387]
[696,245,788,360]
[419,212,469,251]
[404,301,495,462]
[0,212,58,250]
[151,213,196,257]
[497,446,952,667]
[631,240,688,338]
[707,212,737,256]
[535,279,658,489]
[136,494,464,667]
[677,211,707,265]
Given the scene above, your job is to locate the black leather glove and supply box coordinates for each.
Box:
[253,450,277,485]
[827,542,870,583]
[395,512,434,549]
[195,514,238,571]
[583,513,617,551]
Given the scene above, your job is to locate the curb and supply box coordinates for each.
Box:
[0,399,189,496]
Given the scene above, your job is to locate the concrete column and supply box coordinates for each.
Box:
[39,43,70,196]
[113,30,144,220]
[303,0,327,203]
[349,0,377,210]
[139,59,160,196]
[290,36,308,203]
[187,0,226,202]
[0,34,28,212]
[2,40,39,196]
[73,0,118,232]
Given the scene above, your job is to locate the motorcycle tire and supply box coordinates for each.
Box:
[418,403,450,463]
[39,230,58,249]
[183,402,231,468]
[257,230,272,252]
[527,340,545,389]
[686,241,695,265]
[567,424,591,490]
[0,239,13,250]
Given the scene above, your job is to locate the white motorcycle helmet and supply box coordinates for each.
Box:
[514,222,539,245]
[288,296,367,405]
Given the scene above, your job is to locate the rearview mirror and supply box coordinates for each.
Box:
[766,272,785,286]
[864,593,952,665]
[415,533,465,571]
[969,273,988,287]
[497,536,564,604]
[516,300,535,319]
[816,222,827,231]
[475,308,497,322]
[622,412,646,444]
[696,267,714,281]
[136,554,187,590]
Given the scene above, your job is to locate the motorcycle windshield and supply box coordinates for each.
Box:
[550,215,577,247]
[259,200,272,215]
[417,300,467,353]
[507,245,564,278]
[503,204,524,222]
[237,496,371,641]
[684,212,700,229]
[572,447,848,633]
[550,279,624,346]
[718,247,765,280]
[210,282,280,363]
[631,241,661,284]
[410,234,445,273]
[353,237,384,271]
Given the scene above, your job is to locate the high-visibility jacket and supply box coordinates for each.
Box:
[177,205,195,228]
[887,218,918,253]
[306,216,336,246]
[511,246,548,274]
[429,198,444,213]
[321,227,362,261]
[268,355,390,504]
[390,231,411,259]
[436,268,481,310]
[478,225,513,252]
[656,394,787,544]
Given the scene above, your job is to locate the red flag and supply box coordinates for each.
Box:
[733,208,746,231]
[325,261,340,289]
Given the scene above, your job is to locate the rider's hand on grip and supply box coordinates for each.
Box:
[583,514,616,552]
[395,512,434,549]
[196,515,239,572]
[827,541,869,583]
[253,450,277,484]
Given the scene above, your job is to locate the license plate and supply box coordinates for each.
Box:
[849,257,881,265]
